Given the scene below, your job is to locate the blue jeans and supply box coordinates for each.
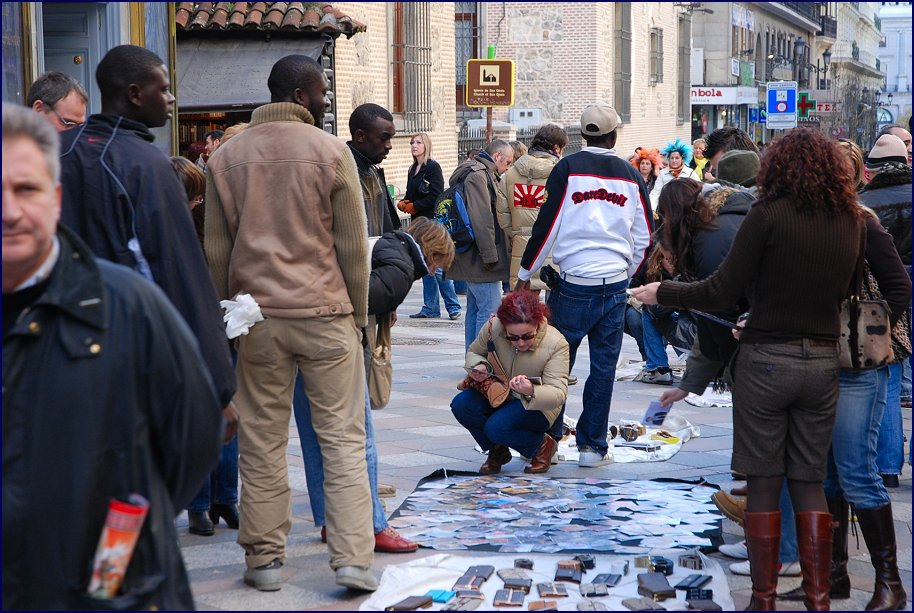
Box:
[642,311,670,371]
[292,373,386,533]
[464,281,503,349]
[876,362,904,476]
[824,367,891,509]
[418,269,461,317]
[547,278,628,456]
[454,280,468,294]
[187,436,239,512]
[902,355,912,401]
[451,390,551,458]
[623,305,647,360]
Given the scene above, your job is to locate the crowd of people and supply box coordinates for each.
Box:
[3,45,911,611]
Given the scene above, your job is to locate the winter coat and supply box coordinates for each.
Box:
[405,159,445,218]
[59,114,235,407]
[495,150,560,289]
[688,187,754,363]
[858,163,912,266]
[649,165,700,210]
[2,227,223,610]
[445,156,510,283]
[205,103,370,327]
[369,231,427,315]
[349,143,402,236]
[465,317,570,426]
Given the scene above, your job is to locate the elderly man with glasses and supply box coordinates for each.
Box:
[27,71,88,132]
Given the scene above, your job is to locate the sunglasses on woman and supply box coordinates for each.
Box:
[505,331,537,342]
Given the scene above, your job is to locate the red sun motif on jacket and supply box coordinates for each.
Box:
[513,183,547,209]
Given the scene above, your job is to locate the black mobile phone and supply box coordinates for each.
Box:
[528,376,543,385]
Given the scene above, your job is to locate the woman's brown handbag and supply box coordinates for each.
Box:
[367,313,394,410]
[838,224,894,370]
[458,319,511,408]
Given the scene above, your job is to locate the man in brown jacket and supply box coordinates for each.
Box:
[446,139,514,349]
[204,55,377,593]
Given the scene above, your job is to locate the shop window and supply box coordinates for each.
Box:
[650,27,664,85]
[614,3,632,121]
[390,2,432,132]
[2,3,26,104]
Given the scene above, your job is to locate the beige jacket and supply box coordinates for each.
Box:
[464,317,569,426]
[204,103,369,326]
[496,151,560,289]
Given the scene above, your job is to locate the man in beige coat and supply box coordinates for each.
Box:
[496,124,568,290]
[204,55,377,593]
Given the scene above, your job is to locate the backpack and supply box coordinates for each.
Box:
[435,169,496,253]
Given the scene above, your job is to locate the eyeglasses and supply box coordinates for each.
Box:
[46,104,83,130]
[505,330,537,342]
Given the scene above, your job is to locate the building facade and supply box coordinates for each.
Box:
[877,2,913,129]
[467,2,691,158]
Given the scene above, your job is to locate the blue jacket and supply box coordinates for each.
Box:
[2,227,222,609]
[59,114,235,406]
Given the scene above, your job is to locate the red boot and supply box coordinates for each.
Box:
[743,511,781,611]
[796,511,833,611]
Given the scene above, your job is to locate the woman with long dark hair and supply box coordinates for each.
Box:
[633,128,862,610]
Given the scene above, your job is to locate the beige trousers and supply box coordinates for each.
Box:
[234,315,373,570]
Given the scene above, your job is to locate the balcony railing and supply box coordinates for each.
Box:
[781,2,820,23]
[819,15,837,39]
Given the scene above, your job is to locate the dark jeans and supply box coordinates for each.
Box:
[546,278,628,456]
[623,304,647,359]
[187,436,239,511]
[451,390,550,458]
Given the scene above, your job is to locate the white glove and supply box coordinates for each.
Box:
[220,293,264,339]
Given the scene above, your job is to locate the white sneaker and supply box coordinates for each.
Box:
[719,540,749,559]
[578,447,613,467]
[729,560,802,577]
[335,565,379,591]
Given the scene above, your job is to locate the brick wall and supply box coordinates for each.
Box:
[482,2,689,159]
[332,2,459,194]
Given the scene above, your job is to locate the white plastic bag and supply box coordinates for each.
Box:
[220,293,264,339]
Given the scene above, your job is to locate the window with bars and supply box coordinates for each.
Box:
[677,16,690,124]
[650,27,664,85]
[455,2,479,111]
[390,2,432,132]
[614,2,632,122]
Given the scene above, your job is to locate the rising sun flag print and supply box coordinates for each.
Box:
[514,183,547,209]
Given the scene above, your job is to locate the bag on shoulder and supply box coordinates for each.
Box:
[367,313,394,410]
[435,169,496,253]
[838,226,894,370]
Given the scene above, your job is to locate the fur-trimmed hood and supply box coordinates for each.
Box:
[862,162,912,192]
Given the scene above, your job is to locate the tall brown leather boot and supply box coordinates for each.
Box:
[524,435,557,474]
[744,511,782,611]
[855,503,907,611]
[779,496,850,602]
[796,511,833,611]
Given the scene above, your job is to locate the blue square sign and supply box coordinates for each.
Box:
[767,82,797,116]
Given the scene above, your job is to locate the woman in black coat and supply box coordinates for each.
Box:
[397,133,462,320]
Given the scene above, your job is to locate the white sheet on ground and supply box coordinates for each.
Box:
[359,551,734,611]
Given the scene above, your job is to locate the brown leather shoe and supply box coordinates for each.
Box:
[374,527,419,553]
[479,445,512,475]
[712,490,746,527]
[524,435,558,474]
[730,485,748,496]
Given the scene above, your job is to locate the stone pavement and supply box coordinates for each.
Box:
[181,284,912,611]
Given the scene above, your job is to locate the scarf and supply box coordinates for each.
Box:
[669,165,684,178]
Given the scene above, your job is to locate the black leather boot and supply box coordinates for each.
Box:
[188,510,215,536]
[855,503,907,611]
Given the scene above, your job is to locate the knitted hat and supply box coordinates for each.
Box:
[580,102,621,136]
[717,150,760,187]
[866,134,908,170]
